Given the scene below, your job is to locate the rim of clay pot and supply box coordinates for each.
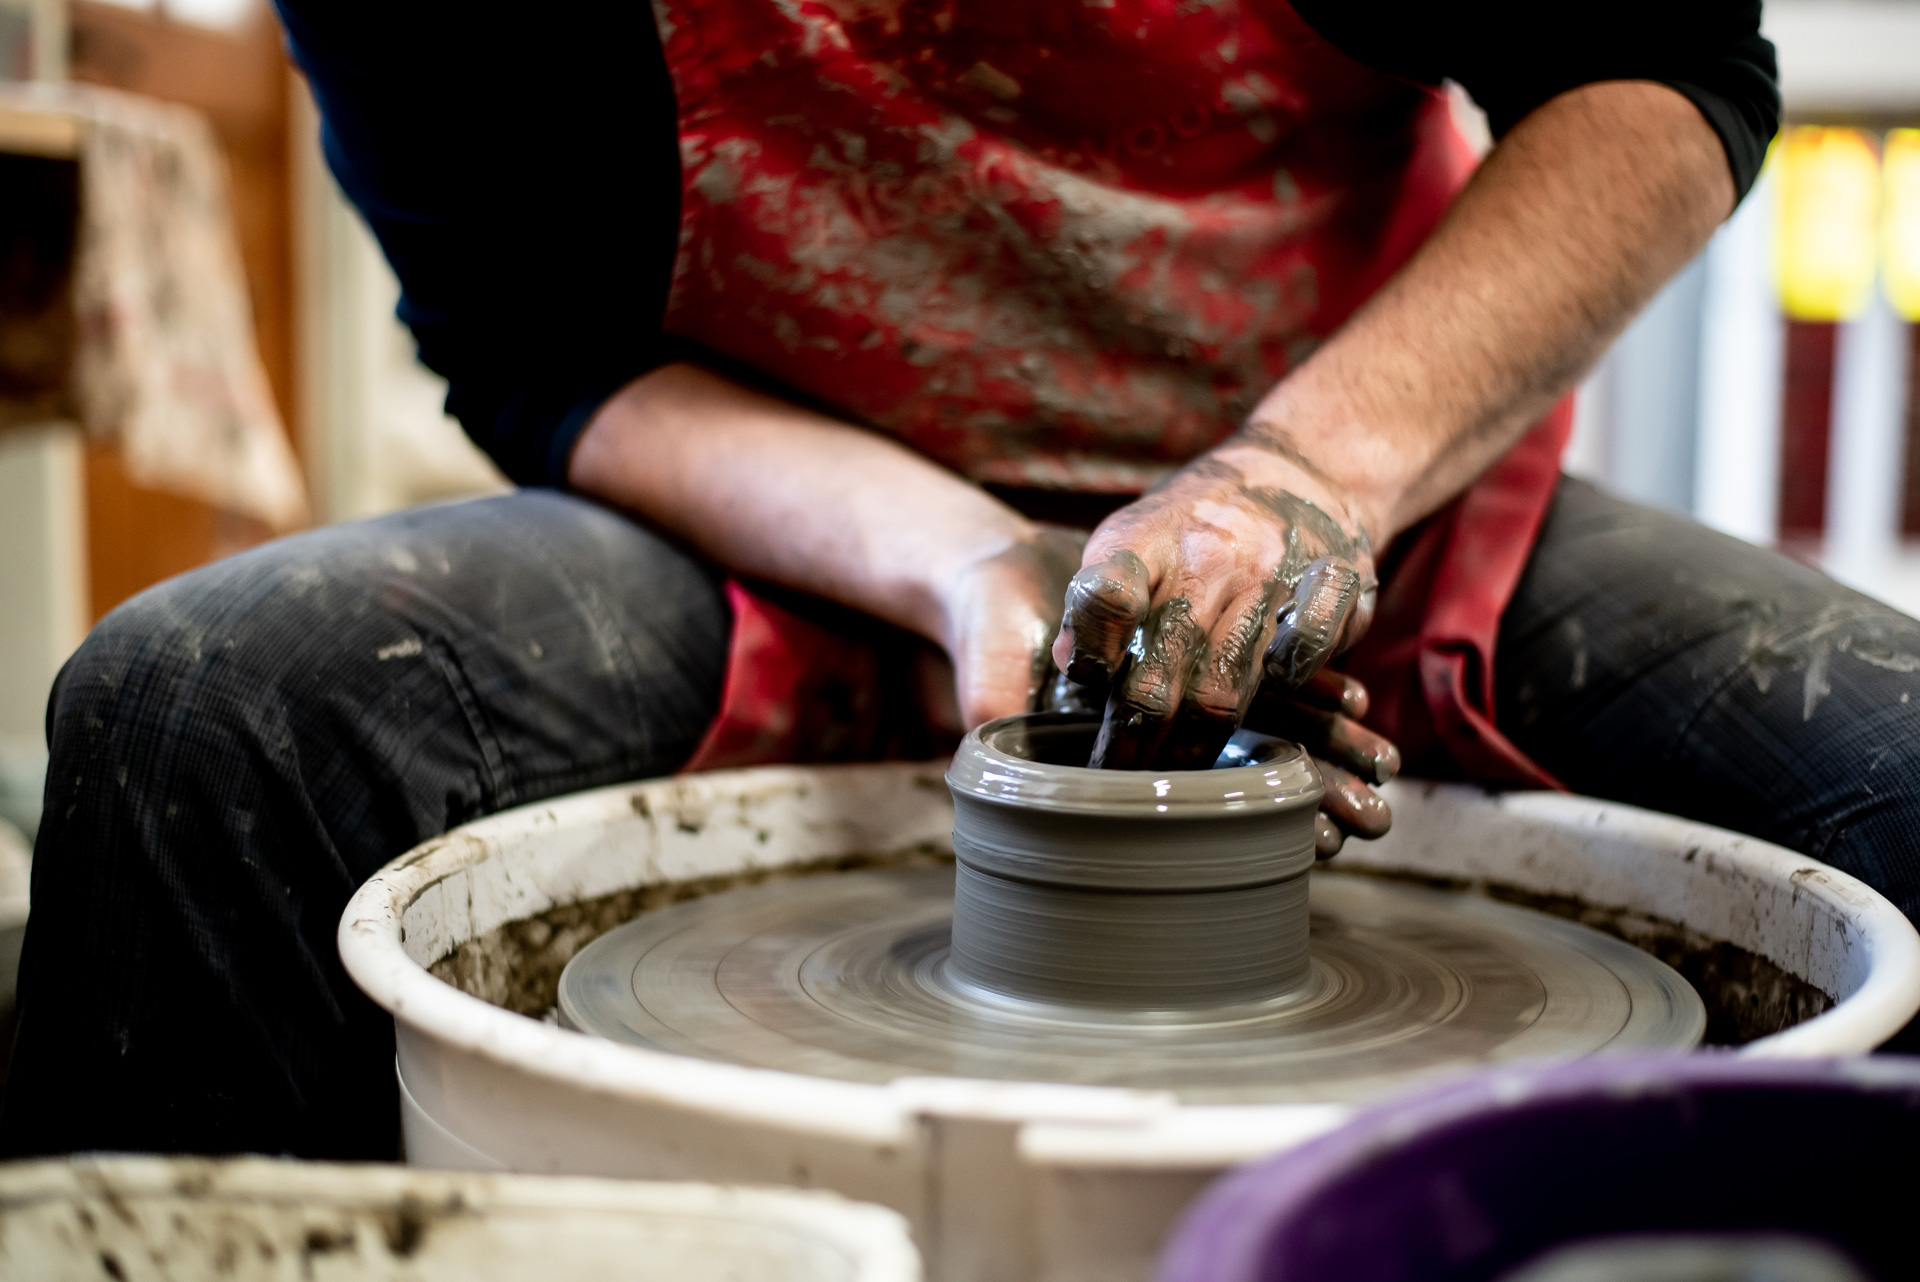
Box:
[946,712,1322,818]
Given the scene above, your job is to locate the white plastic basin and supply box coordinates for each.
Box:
[0,1154,919,1281]
[340,766,1920,1282]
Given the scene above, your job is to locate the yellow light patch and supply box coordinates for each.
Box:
[1774,126,1882,321]
[1885,129,1920,322]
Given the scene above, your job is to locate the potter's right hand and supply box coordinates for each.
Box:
[1049,439,1396,854]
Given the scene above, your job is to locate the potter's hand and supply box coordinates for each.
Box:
[1245,667,1396,857]
[1053,442,1376,762]
[944,526,1095,730]
[1049,441,1394,852]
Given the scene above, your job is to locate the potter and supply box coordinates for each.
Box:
[22,0,1900,1173]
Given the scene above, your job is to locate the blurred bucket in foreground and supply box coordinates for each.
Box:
[1159,1054,1920,1282]
[0,1156,920,1282]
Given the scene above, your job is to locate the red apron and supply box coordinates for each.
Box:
[662,0,1566,787]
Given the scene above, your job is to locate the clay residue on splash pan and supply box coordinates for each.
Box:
[430,850,1824,1046]
[1337,867,1830,1046]
[428,845,952,1018]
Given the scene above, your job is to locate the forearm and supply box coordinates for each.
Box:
[1244,81,1736,543]
[567,362,1033,652]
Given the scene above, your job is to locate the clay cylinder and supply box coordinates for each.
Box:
[945,713,1323,1010]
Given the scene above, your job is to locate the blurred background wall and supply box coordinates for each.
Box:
[1570,1,1920,613]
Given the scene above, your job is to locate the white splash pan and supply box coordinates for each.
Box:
[0,1154,918,1281]
[340,766,1920,1282]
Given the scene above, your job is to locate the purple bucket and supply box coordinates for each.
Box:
[1158,1055,1920,1282]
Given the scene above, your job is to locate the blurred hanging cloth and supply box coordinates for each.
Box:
[0,83,307,530]
[668,0,1565,784]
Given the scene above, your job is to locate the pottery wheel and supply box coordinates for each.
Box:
[558,867,1705,1104]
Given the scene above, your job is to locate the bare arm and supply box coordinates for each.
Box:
[1058,81,1736,791]
[1254,81,1734,543]
[567,363,1076,728]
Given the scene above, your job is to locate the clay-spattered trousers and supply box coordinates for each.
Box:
[8,477,1920,1158]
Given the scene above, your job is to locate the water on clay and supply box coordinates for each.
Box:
[558,866,1706,1104]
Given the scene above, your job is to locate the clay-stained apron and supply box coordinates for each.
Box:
[659,0,1570,784]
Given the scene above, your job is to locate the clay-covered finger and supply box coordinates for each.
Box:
[1292,667,1371,720]
[1242,677,1400,785]
[1315,760,1392,840]
[1153,701,1239,771]
[1089,596,1207,769]
[1052,551,1152,694]
[1251,704,1399,785]
[1315,812,1345,859]
[1315,708,1399,786]
[1035,666,1103,716]
[1264,557,1362,692]
[1154,583,1284,770]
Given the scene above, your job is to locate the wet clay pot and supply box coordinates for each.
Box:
[944,713,1323,1010]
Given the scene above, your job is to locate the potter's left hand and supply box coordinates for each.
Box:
[1050,439,1396,855]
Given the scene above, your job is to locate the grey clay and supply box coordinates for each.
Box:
[945,713,1323,1009]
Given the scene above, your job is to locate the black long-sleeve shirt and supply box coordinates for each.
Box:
[273,1,1778,489]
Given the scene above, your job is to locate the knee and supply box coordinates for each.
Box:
[52,578,225,771]
[47,546,354,776]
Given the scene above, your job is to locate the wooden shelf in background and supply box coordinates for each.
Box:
[84,441,273,623]
[0,105,80,160]
[61,0,299,621]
